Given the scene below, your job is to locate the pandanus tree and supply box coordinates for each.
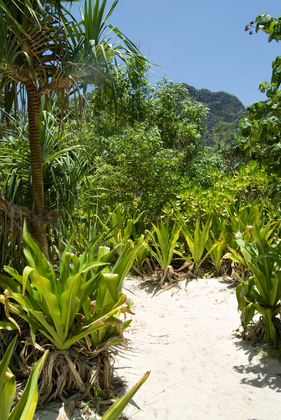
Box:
[0,0,144,258]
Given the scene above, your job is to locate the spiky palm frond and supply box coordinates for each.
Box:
[0,0,145,115]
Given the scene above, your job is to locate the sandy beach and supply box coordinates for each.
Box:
[34,276,281,420]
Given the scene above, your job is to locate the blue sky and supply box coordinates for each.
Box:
[72,0,281,107]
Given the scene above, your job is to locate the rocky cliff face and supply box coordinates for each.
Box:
[183,84,248,146]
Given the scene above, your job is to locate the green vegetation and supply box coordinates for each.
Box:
[1,2,281,418]
[236,224,281,344]
[182,218,217,275]
[184,84,248,146]
[0,0,144,256]
[0,337,48,420]
[147,218,183,286]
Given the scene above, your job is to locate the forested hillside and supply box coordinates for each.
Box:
[183,84,248,146]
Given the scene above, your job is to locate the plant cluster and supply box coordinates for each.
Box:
[3,3,281,418]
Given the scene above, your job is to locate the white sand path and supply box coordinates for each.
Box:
[114,277,281,420]
[34,277,281,420]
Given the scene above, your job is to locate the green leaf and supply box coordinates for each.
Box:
[0,336,17,420]
[112,243,141,291]
[263,309,277,344]
[28,309,64,349]
[148,219,182,270]
[8,350,48,420]
[183,218,212,268]
[28,271,64,337]
[95,273,119,314]
[0,368,16,420]
[63,296,127,349]
[101,371,150,420]
[22,221,56,284]
[0,322,17,331]
[60,272,83,335]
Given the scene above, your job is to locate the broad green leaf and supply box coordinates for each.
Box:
[22,266,36,296]
[58,246,72,291]
[22,221,56,283]
[248,262,270,305]
[1,270,23,290]
[263,309,277,344]
[95,273,119,314]
[28,271,64,337]
[60,272,83,335]
[224,248,246,266]
[28,310,64,349]
[112,243,141,291]
[63,296,127,349]
[269,276,281,307]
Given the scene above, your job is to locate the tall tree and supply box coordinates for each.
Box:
[240,13,281,175]
[0,0,144,257]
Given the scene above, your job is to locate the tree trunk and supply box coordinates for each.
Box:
[26,82,49,259]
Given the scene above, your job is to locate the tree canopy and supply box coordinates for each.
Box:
[0,0,145,256]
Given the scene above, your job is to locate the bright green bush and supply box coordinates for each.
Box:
[80,124,183,216]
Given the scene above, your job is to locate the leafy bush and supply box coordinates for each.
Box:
[182,218,218,274]
[236,224,281,344]
[81,124,183,216]
[0,220,141,402]
[0,222,138,351]
[147,218,183,286]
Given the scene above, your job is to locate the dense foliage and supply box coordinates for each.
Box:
[2,4,281,418]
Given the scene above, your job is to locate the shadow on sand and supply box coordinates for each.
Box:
[233,338,281,392]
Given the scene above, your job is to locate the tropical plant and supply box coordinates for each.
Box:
[224,242,251,281]
[0,336,48,420]
[0,221,140,401]
[182,218,217,275]
[131,233,152,275]
[1,223,117,351]
[206,219,227,274]
[0,99,84,208]
[176,161,272,227]
[1,335,149,420]
[78,74,209,218]
[89,65,208,150]
[90,56,153,135]
[50,201,102,256]
[0,0,145,256]
[185,148,228,189]
[97,206,144,254]
[236,224,281,344]
[224,211,277,280]
[147,218,183,287]
[225,201,263,240]
[0,100,92,268]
